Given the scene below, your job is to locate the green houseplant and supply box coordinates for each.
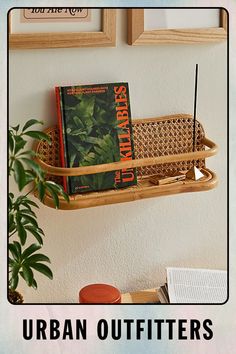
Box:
[8,119,69,303]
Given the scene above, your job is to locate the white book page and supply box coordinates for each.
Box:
[167,267,227,303]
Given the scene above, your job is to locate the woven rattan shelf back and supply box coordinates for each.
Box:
[34,113,218,210]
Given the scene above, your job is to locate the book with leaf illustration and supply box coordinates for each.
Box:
[55,83,137,194]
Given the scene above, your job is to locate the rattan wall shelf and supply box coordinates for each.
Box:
[34,113,218,210]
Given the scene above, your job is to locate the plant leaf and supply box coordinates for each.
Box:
[30,263,53,280]
[10,274,19,291]
[12,264,20,279]
[9,257,15,267]
[45,181,69,203]
[44,184,59,209]
[21,213,38,228]
[22,171,36,187]
[21,243,41,260]
[9,243,20,261]
[13,160,26,191]
[9,220,16,233]
[8,194,13,210]
[22,119,43,132]
[37,181,46,202]
[20,208,36,218]
[13,241,22,258]
[16,218,27,245]
[25,254,51,264]
[24,131,51,143]
[31,278,38,290]
[22,265,34,287]
[14,135,27,154]
[21,198,39,209]
[8,213,14,229]
[20,272,38,290]
[59,190,70,203]
[45,181,62,192]
[11,124,20,132]
[16,150,36,158]
[21,158,44,178]
[24,225,44,245]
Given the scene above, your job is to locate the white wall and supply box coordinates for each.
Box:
[9,10,227,303]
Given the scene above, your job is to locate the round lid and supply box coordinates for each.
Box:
[79,283,121,304]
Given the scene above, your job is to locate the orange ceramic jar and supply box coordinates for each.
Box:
[79,283,121,304]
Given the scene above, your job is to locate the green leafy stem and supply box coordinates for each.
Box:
[9,119,69,292]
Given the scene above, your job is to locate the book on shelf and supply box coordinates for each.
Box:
[157,267,227,304]
[158,283,169,304]
[55,82,137,194]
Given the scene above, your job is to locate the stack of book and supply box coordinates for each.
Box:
[158,282,170,304]
[157,267,227,304]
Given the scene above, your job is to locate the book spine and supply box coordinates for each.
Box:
[114,83,136,187]
[55,87,68,193]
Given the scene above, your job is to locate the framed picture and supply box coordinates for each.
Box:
[128,8,227,45]
[9,8,116,49]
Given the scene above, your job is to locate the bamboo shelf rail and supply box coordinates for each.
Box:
[34,114,218,210]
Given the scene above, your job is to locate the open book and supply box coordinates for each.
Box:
[158,267,227,304]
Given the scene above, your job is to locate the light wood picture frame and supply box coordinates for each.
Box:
[9,9,116,49]
[128,8,227,45]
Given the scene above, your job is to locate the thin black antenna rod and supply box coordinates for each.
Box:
[193,64,198,153]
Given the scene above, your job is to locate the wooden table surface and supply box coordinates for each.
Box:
[121,288,160,303]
